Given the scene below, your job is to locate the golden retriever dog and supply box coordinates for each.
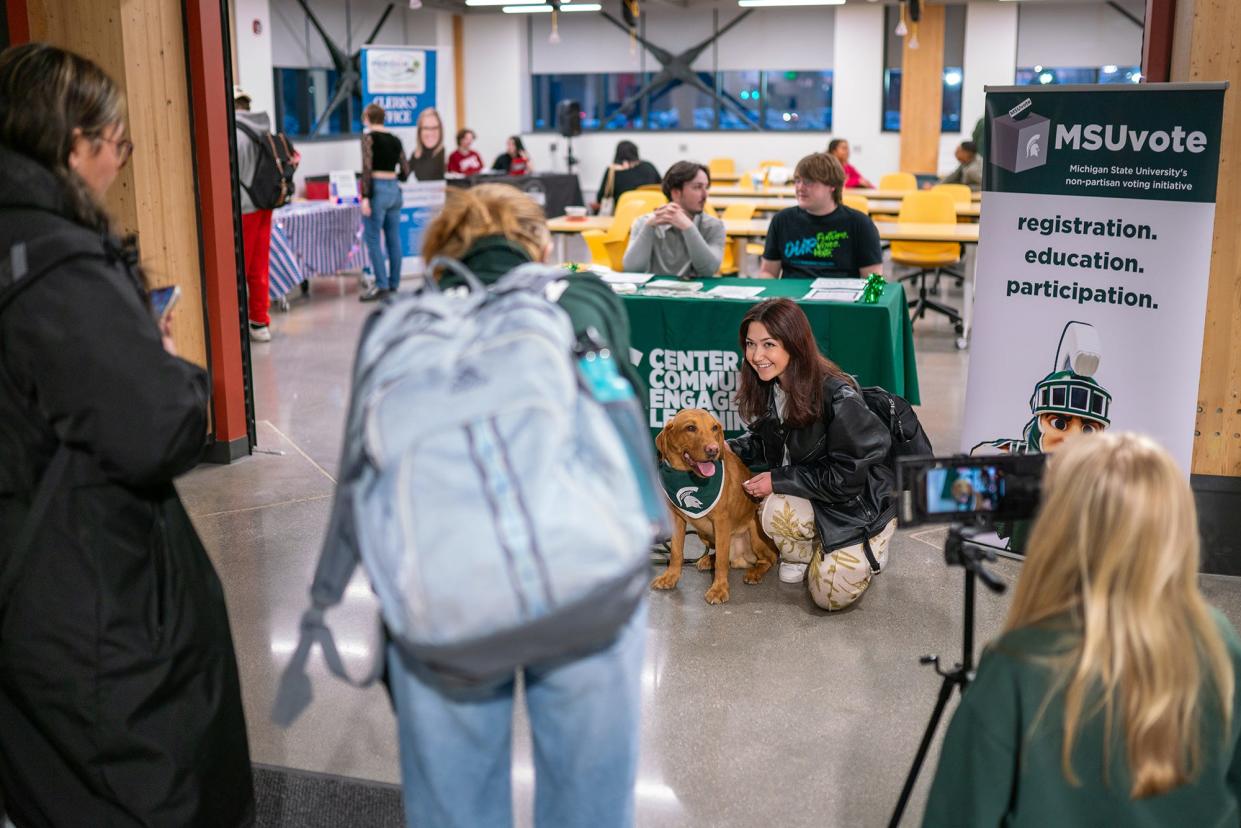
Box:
[651,409,778,604]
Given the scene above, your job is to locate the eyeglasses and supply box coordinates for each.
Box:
[101,136,134,167]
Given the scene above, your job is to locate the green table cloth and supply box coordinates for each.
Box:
[621,278,920,436]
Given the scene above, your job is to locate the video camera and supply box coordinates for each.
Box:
[896,453,1046,528]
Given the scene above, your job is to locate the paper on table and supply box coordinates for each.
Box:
[600,272,654,285]
[645,280,703,292]
[706,285,765,299]
[810,277,869,290]
[802,288,862,302]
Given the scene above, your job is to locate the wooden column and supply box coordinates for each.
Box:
[1171,0,1241,477]
[898,2,945,174]
[453,14,466,136]
[27,0,207,369]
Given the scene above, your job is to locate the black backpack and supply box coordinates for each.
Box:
[236,121,297,210]
[858,385,933,488]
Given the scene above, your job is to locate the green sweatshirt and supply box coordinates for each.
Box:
[439,237,645,395]
[924,609,1241,827]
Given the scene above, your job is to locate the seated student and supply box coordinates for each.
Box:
[447,127,484,175]
[727,298,895,609]
[492,135,532,176]
[828,138,873,189]
[923,432,1241,828]
[592,140,660,213]
[933,140,982,191]
[759,152,883,280]
[621,161,725,278]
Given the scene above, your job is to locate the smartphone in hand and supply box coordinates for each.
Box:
[149,285,181,322]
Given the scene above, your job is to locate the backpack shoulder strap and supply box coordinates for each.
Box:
[0,225,108,315]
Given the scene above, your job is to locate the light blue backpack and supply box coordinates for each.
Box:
[274,260,665,723]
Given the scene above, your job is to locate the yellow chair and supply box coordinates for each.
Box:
[841,194,871,214]
[636,183,663,192]
[708,158,736,179]
[931,183,972,205]
[758,160,785,169]
[717,202,756,275]
[879,172,918,191]
[891,191,963,335]
[582,191,667,270]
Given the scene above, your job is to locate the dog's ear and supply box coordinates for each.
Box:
[654,425,669,461]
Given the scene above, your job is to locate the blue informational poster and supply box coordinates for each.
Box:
[361,47,442,275]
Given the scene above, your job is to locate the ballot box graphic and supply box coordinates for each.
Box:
[991,111,1050,173]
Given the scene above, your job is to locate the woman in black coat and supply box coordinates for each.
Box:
[728,298,896,611]
[0,44,253,826]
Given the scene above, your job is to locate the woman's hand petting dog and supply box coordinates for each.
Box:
[743,472,772,498]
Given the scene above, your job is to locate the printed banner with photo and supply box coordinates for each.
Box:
[961,83,1226,471]
[360,46,436,128]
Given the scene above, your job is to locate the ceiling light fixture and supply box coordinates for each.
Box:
[502,2,600,11]
[737,0,843,6]
[467,0,542,6]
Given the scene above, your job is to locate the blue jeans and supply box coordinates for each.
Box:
[387,601,648,828]
[364,179,403,290]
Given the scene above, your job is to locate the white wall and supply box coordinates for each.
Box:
[234,0,275,117]
[952,2,1019,170]
[1016,2,1143,68]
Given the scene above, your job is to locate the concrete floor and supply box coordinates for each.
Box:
[177,272,1241,827]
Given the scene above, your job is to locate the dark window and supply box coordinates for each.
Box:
[1090,393,1106,416]
[1015,66,1142,86]
[272,67,356,138]
[530,69,831,133]
[882,4,966,133]
[1070,387,1089,412]
[1051,386,1067,408]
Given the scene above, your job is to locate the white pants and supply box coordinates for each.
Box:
[761,493,896,611]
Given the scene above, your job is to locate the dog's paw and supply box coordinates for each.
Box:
[651,572,680,591]
[743,566,767,584]
[704,583,730,604]
[695,554,715,572]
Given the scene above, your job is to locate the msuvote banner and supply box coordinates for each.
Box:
[360,47,436,127]
[961,83,1226,470]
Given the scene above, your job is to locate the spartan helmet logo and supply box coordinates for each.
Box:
[676,486,704,510]
[1025,134,1041,159]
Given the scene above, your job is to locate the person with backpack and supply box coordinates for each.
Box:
[235,85,296,340]
[389,184,649,827]
[0,43,254,825]
[728,298,897,611]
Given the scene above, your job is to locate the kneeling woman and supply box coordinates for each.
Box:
[728,298,895,610]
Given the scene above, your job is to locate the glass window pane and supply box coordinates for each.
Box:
[1098,65,1142,84]
[1015,66,1099,86]
[882,4,965,133]
[764,70,832,131]
[530,73,594,132]
[603,73,644,130]
[883,69,901,132]
[719,70,761,131]
[647,73,717,131]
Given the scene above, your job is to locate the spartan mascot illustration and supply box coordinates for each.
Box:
[973,320,1113,457]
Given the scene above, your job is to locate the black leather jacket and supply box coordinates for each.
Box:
[728,377,896,552]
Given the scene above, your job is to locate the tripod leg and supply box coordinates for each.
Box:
[888,674,958,828]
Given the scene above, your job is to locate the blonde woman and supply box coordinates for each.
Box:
[410,106,445,181]
[923,433,1241,826]
[382,184,645,827]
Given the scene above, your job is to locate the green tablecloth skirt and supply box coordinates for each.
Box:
[621,278,920,436]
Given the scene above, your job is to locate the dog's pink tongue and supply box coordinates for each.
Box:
[695,460,716,477]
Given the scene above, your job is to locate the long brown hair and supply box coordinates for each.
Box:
[736,298,854,427]
[1004,433,1233,798]
[0,42,124,233]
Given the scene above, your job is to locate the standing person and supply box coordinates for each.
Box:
[622,160,724,278]
[0,43,253,826]
[447,127,484,176]
[493,135,533,176]
[592,140,660,213]
[235,84,276,341]
[410,107,445,181]
[359,102,410,302]
[827,138,874,189]
[923,433,1241,827]
[759,152,883,279]
[728,299,896,610]
[378,184,646,828]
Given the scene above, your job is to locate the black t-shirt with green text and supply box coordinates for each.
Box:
[762,205,882,279]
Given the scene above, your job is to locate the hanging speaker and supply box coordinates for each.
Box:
[557,100,583,137]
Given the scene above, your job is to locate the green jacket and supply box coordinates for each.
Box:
[439,237,645,394]
[924,609,1241,827]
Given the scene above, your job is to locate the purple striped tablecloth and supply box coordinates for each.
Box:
[268,201,369,301]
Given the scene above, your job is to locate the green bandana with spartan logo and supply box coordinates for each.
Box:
[659,460,725,519]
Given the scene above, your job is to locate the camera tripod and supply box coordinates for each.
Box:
[888,524,1008,827]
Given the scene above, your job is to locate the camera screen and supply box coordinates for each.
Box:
[924,466,1006,515]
